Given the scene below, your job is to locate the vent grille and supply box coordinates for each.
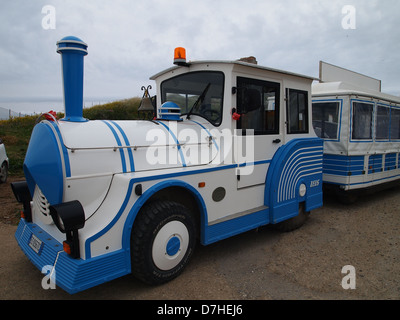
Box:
[33,185,53,224]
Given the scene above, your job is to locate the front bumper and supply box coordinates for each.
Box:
[15,219,131,294]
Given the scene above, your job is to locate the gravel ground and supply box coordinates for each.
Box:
[1,177,399,300]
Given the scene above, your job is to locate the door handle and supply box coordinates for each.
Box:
[273,139,281,144]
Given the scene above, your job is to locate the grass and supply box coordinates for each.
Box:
[0,97,142,176]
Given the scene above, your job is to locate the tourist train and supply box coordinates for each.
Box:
[11,37,398,294]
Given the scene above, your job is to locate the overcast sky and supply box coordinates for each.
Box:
[1,0,399,108]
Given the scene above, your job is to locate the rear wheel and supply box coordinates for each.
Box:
[273,203,309,232]
[131,201,196,285]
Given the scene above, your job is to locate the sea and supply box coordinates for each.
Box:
[0,97,121,120]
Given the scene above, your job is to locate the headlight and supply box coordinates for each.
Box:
[50,200,85,259]
[50,200,85,233]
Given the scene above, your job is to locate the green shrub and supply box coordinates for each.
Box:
[0,97,141,176]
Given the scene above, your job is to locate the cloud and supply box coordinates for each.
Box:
[0,0,399,107]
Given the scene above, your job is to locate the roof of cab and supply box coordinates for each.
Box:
[150,60,317,81]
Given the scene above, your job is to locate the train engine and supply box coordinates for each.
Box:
[12,37,323,294]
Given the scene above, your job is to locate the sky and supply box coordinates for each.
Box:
[0,0,400,112]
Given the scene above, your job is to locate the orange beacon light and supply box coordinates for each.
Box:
[174,47,187,65]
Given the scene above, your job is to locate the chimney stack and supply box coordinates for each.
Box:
[56,36,88,122]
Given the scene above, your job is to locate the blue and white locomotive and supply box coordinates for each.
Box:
[12,37,323,294]
[312,61,400,202]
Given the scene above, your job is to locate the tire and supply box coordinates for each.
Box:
[273,203,309,232]
[0,162,8,183]
[335,189,359,204]
[131,200,196,285]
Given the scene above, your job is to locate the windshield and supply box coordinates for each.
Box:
[161,71,224,126]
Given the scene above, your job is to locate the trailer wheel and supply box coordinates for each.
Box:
[131,201,196,285]
[273,203,309,232]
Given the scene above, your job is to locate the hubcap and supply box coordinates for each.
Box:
[152,221,189,271]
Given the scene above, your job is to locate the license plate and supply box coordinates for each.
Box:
[29,234,43,254]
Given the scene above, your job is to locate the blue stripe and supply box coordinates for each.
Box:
[101,120,127,173]
[239,159,272,167]
[156,121,187,167]
[110,121,135,172]
[189,120,220,151]
[50,122,71,177]
[323,154,365,176]
[326,173,400,187]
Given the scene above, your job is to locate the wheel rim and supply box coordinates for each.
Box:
[152,221,189,271]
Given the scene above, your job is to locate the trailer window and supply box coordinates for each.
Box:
[161,71,224,126]
[287,89,309,134]
[391,108,400,140]
[236,77,280,135]
[376,105,390,140]
[312,101,340,140]
[352,102,373,140]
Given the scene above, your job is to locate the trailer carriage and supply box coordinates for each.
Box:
[312,61,400,201]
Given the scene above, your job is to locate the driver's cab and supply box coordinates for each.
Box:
[151,57,318,188]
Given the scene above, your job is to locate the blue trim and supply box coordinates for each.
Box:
[204,208,269,245]
[239,159,272,167]
[15,219,129,294]
[166,237,180,256]
[265,138,324,223]
[368,154,383,174]
[323,154,365,176]
[325,172,400,187]
[109,121,135,172]
[23,123,64,205]
[101,120,127,173]
[385,153,397,171]
[50,122,71,177]
[156,121,187,167]
[121,179,208,250]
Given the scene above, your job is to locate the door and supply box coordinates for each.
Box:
[234,77,282,189]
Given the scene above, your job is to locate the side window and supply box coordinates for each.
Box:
[391,108,400,140]
[236,77,280,135]
[287,89,309,134]
[352,101,373,140]
[376,105,390,140]
[312,101,340,140]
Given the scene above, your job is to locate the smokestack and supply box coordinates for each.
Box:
[56,36,88,122]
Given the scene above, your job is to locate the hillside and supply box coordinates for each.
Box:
[0,97,141,176]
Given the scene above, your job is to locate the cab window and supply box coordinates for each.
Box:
[236,77,280,135]
[287,89,309,134]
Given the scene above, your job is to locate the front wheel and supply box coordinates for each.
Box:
[131,201,196,285]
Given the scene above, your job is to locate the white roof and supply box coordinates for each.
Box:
[313,61,400,104]
[150,60,317,81]
[312,81,400,105]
